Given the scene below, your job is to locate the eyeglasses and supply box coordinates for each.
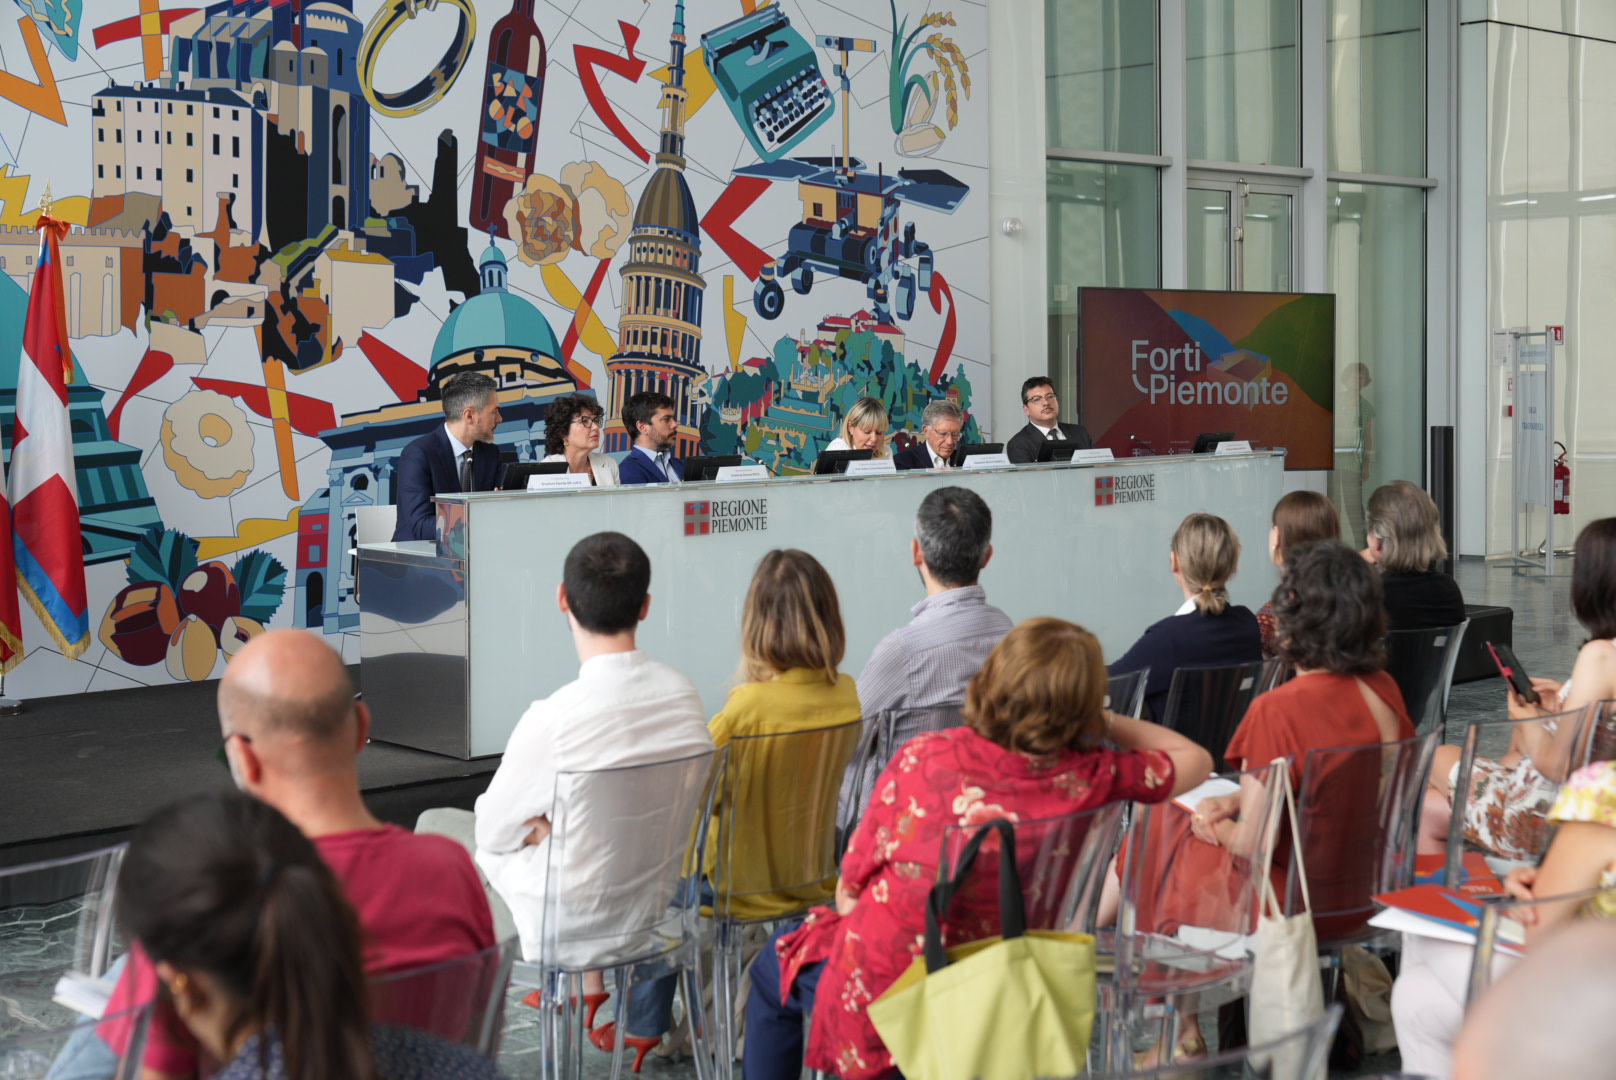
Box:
[573,416,603,429]
[1026,393,1058,405]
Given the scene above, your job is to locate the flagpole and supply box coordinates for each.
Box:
[0,670,21,715]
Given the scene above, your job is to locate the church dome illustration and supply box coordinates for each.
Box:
[633,166,700,236]
[430,241,561,369]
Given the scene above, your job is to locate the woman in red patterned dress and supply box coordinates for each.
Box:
[741,617,1214,1080]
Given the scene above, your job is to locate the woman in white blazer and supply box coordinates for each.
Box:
[541,394,621,487]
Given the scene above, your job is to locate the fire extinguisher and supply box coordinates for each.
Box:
[1554,441,1571,515]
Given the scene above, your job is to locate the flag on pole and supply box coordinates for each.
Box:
[11,213,88,660]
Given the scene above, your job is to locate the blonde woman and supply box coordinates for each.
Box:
[1108,512,1263,723]
[825,396,891,458]
[1362,480,1466,631]
[593,548,862,1068]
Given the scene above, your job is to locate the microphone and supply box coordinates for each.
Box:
[1127,433,1155,457]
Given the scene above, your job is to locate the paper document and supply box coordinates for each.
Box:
[1173,777,1241,814]
[53,971,114,1019]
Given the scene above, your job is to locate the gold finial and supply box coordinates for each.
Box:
[38,181,53,218]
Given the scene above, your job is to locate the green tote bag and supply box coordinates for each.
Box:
[868,817,1098,1080]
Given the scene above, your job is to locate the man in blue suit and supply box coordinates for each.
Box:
[617,391,684,485]
[391,371,504,541]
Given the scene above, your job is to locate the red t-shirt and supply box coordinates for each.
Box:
[100,825,495,1074]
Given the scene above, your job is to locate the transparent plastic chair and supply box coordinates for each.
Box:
[705,719,861,1079]
[1159,659,1284,769]
[510,746,724,1080]
[1384,620,1470,737]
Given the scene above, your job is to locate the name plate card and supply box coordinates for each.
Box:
[1068,448,1116,464]
[714,464,771,482]
[845,458,898,476]
[963,453,1012,470]
[528,472,593,491]
[1213,440,1254,455]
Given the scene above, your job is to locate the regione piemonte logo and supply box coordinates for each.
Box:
[1094,476,1115,506]
[684,501,711,535]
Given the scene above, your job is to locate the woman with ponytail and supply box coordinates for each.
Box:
[1108,512,1263,724]
[117,791,503,1080]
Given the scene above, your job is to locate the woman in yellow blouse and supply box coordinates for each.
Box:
[593,548,862,1068]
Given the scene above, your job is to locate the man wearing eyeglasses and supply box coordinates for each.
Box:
[1005,376,1093,464]
[391,371,504,541]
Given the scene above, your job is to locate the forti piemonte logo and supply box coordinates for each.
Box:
[683,501,711,535]
[1094,476,1115,506]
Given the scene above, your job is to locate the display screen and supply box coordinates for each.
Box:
[1078,288,1336,470]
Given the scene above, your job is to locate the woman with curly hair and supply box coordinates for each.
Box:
[540,394,620,486]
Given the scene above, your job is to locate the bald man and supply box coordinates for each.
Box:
[1453,918,1616,1080]
[93,630,496,1080]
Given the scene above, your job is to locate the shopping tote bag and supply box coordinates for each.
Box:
[1248,762,1327,1080]
[868,817,1097,1080]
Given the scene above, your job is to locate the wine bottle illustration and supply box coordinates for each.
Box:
[470,0,547,238]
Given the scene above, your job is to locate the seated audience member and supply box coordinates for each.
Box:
[594,549,862,1068]
[392,371,503,541]
[474,532,711,999]
[1255,491,1340,657]
[1451,919,1616,1080]
[1108,512,1263,724]
[892,399,965,470]
[1362,480,1465,630]
[118,792,504,1080]
[539,394,620,486]
[1395,757,1616,1078]
[1422,517,1616,859]
[93,630,495,1079]
[1005,376,1093,464]
[744,618,1213,1080]
[618,391,684,484]
[837,486,1013,832]
[1118,543,1413,1021]
[825,396,891,458]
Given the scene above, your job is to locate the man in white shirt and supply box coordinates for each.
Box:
[894,399,966,470]
[474,531,713,963]
[619,391,684,484]
[1005,376,1093,464]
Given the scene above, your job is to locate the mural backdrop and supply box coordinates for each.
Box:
[0,0,988,696]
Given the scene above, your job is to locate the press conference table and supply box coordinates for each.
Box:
[357,450,1285,758]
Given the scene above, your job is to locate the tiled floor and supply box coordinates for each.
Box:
[0,556,1581,1077]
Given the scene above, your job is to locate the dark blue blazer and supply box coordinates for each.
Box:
[1108,604,1264,724]
[391,427,501,542]
[618,446,684,485]
[893,444,960,471]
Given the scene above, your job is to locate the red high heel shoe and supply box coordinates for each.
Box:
[587,1022,660,1073]
[519,989,611,1030]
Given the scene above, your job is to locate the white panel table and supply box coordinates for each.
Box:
[357,451,1285,758]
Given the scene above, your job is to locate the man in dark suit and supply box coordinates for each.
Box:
[893,399,966,470]
[391,371,503,541]
[1005,376,1093,464]
[617,391,684,484]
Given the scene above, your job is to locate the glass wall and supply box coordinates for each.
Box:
[1046,0,1157,155]
[1327,0,1424,177]
[1327,182,1425,545]
[1186,0,1300,165]
[1046,161,1161,413]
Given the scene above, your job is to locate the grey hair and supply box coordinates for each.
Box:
[914,487,992,588]
[441,371,498,421]
[1365,480,1447,573]
[921,399,964,429]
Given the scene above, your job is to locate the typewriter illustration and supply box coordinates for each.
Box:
[702,6,834,162]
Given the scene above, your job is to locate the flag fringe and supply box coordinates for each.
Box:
[16,573,89,661]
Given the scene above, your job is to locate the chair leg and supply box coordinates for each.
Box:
[684,948,715,1080]
[607,967,629,1080]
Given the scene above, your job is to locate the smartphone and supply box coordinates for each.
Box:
[1487,641,1541,706]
